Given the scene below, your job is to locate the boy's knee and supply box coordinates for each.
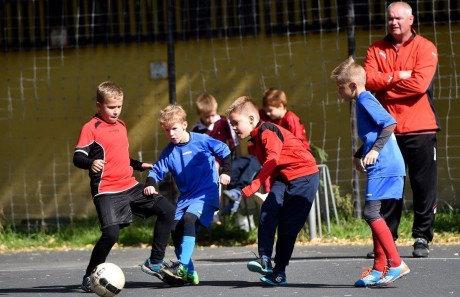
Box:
[183,212,198,226]
[363,207,381,224]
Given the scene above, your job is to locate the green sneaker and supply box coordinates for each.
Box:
[185,270,200,285]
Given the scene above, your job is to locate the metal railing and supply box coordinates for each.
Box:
[307,164,339,240]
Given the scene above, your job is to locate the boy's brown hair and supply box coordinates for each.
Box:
[195,93,218,114]
[96,81,123,103]
[330,56,366,86]
[226,96,260,119]
[159,104,188,128]
[262,88,288,108]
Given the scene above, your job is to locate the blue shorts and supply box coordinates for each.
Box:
[175,201,217,228]
[366,176,404,200]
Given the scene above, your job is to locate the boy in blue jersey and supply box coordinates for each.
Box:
[331,57,410,287]
[144,104,232,285]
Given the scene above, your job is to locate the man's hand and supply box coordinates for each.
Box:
[399,70,412,79]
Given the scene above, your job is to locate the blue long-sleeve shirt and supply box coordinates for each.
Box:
[148,132,231,211]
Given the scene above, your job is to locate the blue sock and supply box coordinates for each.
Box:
[188,259,195,274]
[179,236,196,270]
[175,246,194,273]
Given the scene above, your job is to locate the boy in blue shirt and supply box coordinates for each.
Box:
[331,57,410,287]
[144,104,232,285]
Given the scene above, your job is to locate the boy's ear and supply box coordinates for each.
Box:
[182,121,188,130]
[249,114,255,124]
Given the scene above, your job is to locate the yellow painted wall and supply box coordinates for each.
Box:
[1,26,459,222]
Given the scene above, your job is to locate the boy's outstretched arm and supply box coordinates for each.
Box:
[130,158,153,171]
[219,154,232,185]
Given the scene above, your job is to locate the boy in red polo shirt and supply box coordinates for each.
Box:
[226,96,319,286]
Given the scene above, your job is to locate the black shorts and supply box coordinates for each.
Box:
[94,183,163,229]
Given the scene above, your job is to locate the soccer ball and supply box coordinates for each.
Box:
[90,263,125,297]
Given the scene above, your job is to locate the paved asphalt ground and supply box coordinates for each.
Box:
[0,244,459,297]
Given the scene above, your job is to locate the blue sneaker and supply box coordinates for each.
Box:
[247,257,273,275]
[375,261,410,287]
[81,275,92,293]
[354,268,383,287]
[260,271,287,286]
[141,258,166,280]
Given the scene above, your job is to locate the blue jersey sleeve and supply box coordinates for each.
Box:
[147,144,173,183]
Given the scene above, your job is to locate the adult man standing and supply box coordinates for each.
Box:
[364,1,439,258]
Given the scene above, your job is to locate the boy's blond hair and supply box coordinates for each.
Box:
[159,104,187,128]
[262,88,288,107]
[226,96,260,120]
[195,93,218,114]
[97,81,123,103]
[330,56,366,86]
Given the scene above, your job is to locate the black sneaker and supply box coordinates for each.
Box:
[81,275,92,293]
[366,250,375,259]
[247,257,273,275]
[161,261,187,286]
[260,271,287,286]
[412,238,429,257]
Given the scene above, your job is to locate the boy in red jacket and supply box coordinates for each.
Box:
[226,96,319,286]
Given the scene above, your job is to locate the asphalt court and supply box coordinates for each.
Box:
[0,244,459,297]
